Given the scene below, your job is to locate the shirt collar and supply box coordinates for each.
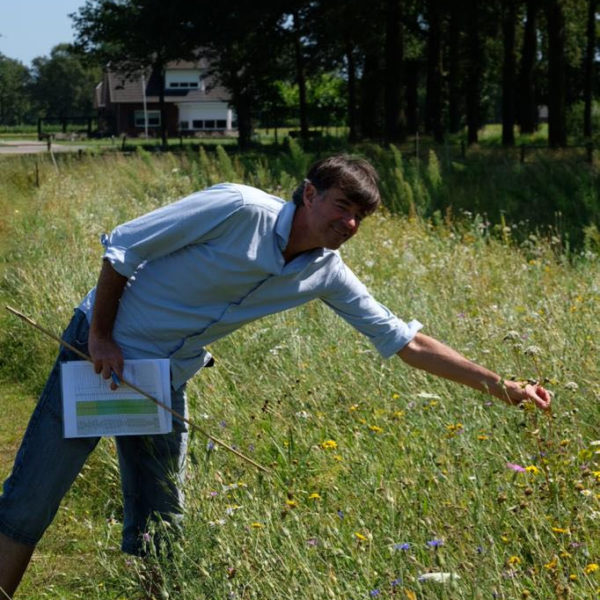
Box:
[275,201,297,251]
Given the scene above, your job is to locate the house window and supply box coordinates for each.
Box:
[180,121,189,130]
[189,119,227,130]
[134,110,161,128]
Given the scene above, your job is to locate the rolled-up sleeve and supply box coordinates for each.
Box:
[321,262,422,358]
[101,184,244,278]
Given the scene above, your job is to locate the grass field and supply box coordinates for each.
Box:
[0,147,598,599]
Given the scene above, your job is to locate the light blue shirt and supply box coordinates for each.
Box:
[80,183,422,389]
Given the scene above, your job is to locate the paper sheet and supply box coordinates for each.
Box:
[61,359,172,438]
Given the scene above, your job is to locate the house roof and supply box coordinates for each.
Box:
[99,59,230,105]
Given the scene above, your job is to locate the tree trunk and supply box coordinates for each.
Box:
[425,0,444,142]
[501,0,517,146]
[583,0,597,139]
[405,59,419,134]
[447,3,463,134]
[234,92,252,150]
[465,0,482,145]
[546,0,567,147]
[345,42,359,142]
[384,0,405,143]
[360,50,383,139]
[157,63,168,147]
[518,0,539,133]
[293,10,309,141]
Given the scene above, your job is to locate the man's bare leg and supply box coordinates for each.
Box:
[0,532,34,598]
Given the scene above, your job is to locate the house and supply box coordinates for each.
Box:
[94,59,235,137]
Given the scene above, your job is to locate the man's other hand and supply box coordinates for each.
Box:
[88,333,124,390]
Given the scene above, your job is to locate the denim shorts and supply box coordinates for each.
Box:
[0,309,188,555]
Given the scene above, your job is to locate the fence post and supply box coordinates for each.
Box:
[121,135,127,151]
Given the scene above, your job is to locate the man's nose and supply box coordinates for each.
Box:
[342,214,358,231]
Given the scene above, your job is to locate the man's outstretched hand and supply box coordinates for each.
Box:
[502,380,552,411]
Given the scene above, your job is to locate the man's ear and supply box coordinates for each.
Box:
[302,181,316,207]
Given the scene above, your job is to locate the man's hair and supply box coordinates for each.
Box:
[292,154,381,214]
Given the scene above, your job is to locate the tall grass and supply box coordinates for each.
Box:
[0,148,598,599]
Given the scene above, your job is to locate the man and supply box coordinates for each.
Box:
[0,154,550,596]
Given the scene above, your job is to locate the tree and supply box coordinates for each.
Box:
[465,0,483,144]
[583,0,597,139]
[501,0,518,146]
[193,1,288,149]
[424,0,444,142]
[0,54,31,125]
[29,44,100,129]
[384,0,407,143]
[72,0,198,146]
[517,0,540,134]
[546,0,567,147]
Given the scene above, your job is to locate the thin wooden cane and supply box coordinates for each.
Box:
[5,305,269,474]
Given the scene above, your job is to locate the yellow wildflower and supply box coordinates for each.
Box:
[308,493,321,500]
[349,404,359,412]
[354,532,367,542]
[393,410,405,419]
[525,465,540,475]
[544,557,558,571]
[584,563,599,575]
[477,435,489,441]
[508,555,521,565]
[333,454,343,462]
[392,393,400,400]
[250,522,263,528]
[285,499,297,508]
[321,440,337,450]
[552,527,570,534]
[369,425,383,433]
[569,574,577,581]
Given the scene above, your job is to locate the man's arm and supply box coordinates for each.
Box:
[397,333,551,410]
[88,259,128,388]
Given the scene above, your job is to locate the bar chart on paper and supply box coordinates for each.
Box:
[61,359,172,438]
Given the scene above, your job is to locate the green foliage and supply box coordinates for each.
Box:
[0,54,32,124]
[0,150,599,599]
[29,44,101,120]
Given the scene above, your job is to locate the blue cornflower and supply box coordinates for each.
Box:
[369,590,380,597]
[394,542,411,551]
[427,538,443,547]
[337,509,344,519]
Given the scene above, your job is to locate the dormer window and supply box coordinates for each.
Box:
[165,69,204,91]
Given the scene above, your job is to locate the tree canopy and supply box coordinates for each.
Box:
[0,0,598,148]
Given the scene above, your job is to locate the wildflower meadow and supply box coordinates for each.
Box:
[0,145,598,599]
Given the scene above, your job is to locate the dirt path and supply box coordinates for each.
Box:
[0,140,88,155]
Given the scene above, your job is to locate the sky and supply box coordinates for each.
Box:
[0,0,85,67]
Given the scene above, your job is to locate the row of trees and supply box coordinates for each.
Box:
[1,1,598,148]
[0,45,100,128]
[71,0,598,148]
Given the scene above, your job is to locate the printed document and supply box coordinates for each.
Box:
[61,359,172,438]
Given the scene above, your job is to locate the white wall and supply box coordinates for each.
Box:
[177,102,233,130]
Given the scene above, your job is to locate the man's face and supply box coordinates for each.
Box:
[303,183,366,250]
